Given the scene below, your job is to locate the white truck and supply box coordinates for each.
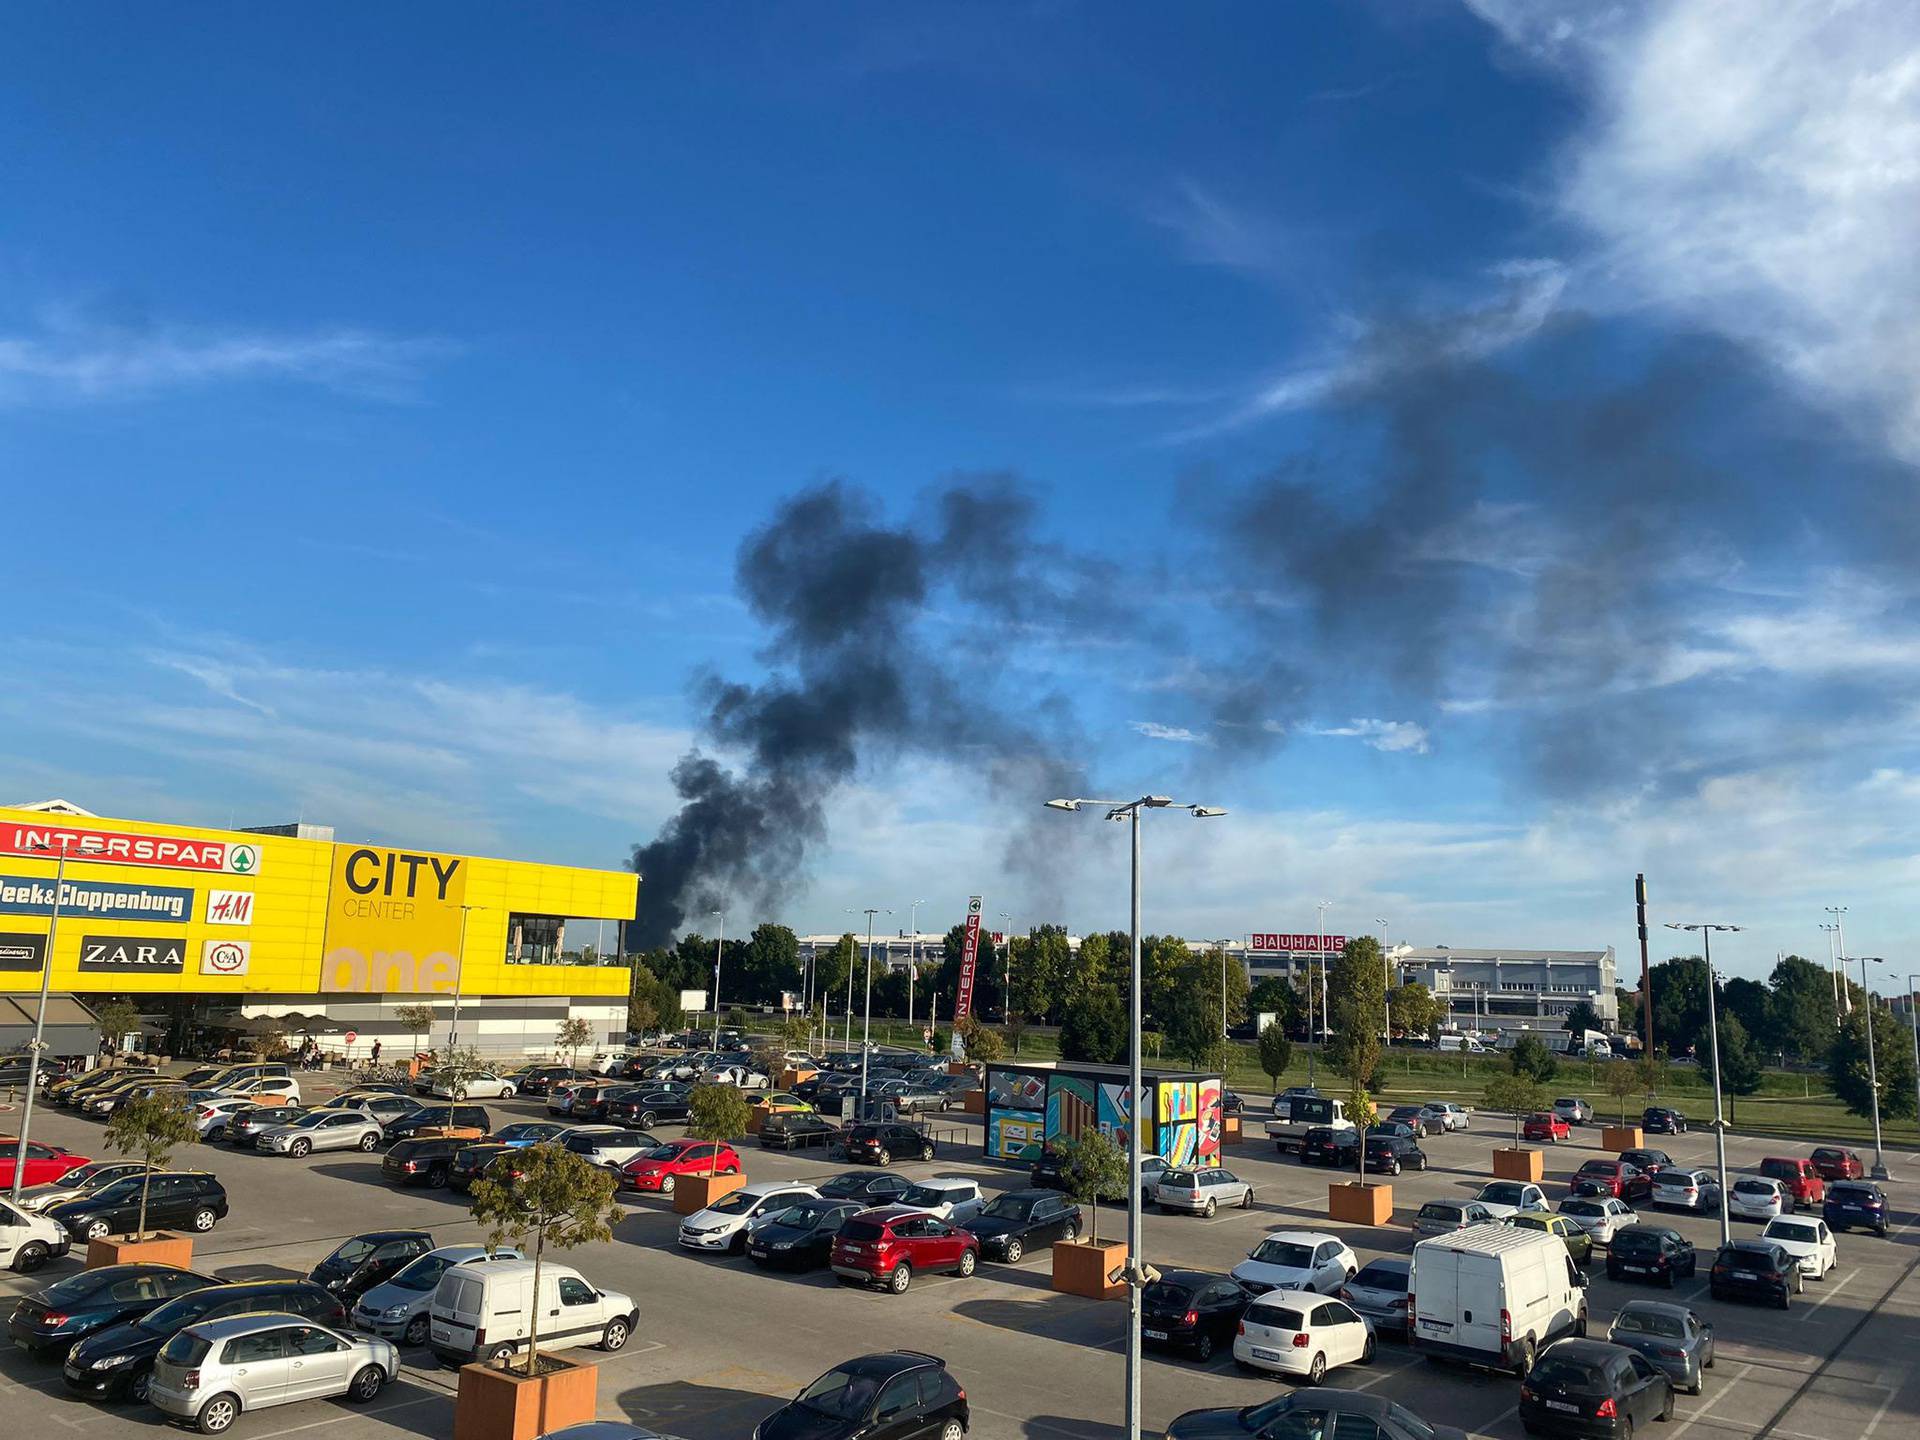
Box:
[1407,1224,1588,1374]
[1263,1093,1353,1154]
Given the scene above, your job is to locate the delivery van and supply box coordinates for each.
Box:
[428,1260,636,1367]
[1263,1094,1353,1154]
[1408,1224,1587,1374]
[1437,1035,1489,1054]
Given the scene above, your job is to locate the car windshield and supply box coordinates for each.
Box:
[1614,1308,1685,1338]
[900,1185,959,1207]
[1246,1301,1308,1329]
[1832,1183,1875,1200]
[707,1191,761,1216]
[1160,1172,1198,1188]
[982,1195,1036,1220]
[62,1163,122,1187]
[138,1289,233,1335]
[286,1112,334,1129]
[44,1271,116,1302]
[86,1177,144,1204]
[1577,1162,1612,1174]
[638,1146,681,1161]
[1142,1280,1194,1306]
[1561,1200,1603,1217]
[1530,1356,1605,1390]
[1480,1183,1526,1204]
[328,1238,378,1266]
[1734,1180,1775,1195]
[1765,1221,1818,1243]
[1613,1230,1662,1252]
[798,1366,886,1420]
[1418,1203,1460,1219]
[1249,1240,1314,1267]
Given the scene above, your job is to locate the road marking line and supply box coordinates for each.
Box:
[1669,1362,1754,1437]
[1800,1269,1855,1314]
[243,1391,444,1439]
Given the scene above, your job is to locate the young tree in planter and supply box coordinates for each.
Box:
[1059,1128,1127,1246]
[1602,1059,1642,1124]
[395,1003,436,1062]
[468,1143,622,1375]
[104,1091,200,1238]
[1482,1075,1547,1145]
[555,1017,594,1071]
[92,998,141,1058]
[436,1044,485,1130]
[686,1082,752,1176]
[1257,1023,1293,1095]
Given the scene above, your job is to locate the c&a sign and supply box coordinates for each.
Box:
[320,845,468,994]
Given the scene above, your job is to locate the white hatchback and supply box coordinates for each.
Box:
[678,1181,821,1254]
[1729,1177,1787,1222]
[1760,1216,1837,1279]
[1558,1195,1637,1244]
[1232,1290,1375,1383]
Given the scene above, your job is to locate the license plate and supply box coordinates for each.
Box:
[1251,1347,1282,1361]
[1419,1317,1452,1332]
[1734,1270,1756,1280]
[843,1243,864,1254]
[1623,1263,1647,1272]
[431,1325,450,1341]
[1546,1401,1579,1414]
[62,1362,80,1379]
[1144,1329,1168,1340]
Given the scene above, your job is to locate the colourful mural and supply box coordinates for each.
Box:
[1044,1076,1098,1147]
[988,1066,1045,1111]
[981,1066,1223,1167]
[990,1111,1048,1160]
[1197,1079,1223,1163]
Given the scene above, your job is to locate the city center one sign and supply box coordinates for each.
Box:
[319,845,468,994]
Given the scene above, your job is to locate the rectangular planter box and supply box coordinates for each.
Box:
[1328,1182,1393,1226]
[961,1088,985,1115]
[414,1124,486,1140]
[1601,1125,1644,1151]
[87,1232,194,1270]
[1051,1238,1127,1300]
[454,1355,598,1440]
[745,1109,764,1135]
[778,1068,816,1089]
[673,1169,747,1215]
[1492,1147,1545,1181]
[1222,1114,1244,1145]
[947,1062,974,1077]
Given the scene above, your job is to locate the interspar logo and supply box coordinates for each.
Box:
[202,939,251,976]
[0,823,263,875]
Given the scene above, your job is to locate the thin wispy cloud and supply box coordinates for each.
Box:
[1131,720,1211,745]
[1147,179,1292,278]
[1309,718,1432,754]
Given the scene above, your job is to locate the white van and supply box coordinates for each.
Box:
[427,1260,636,1367]
[1437,1035,1489,1054]
[1263,1094,1352,1154]
[1408,1224,1587,1373]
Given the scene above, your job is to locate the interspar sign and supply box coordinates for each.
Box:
[1249,932,1348,954]
[0,875,194,922]
[954,896,984,1022]
[0,822,261,875]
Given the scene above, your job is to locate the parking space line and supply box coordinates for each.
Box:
[1799,1269,1854,1313]
[1669,1361,1754,1437]
[239,1392,445,1440]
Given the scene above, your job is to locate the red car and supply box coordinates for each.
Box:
[1809,1147,1864,1181]
[1522,1112,1572,1143]
[1568,1159,1652,1202]
[0,1138,87,1190]
[1759,1156,1825,1209]
[830,1205,980,1293]
[620,1139,741,1195]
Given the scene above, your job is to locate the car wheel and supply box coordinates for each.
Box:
[1361,1333,1376,1364]
[404,1314,430,1346]
[921,1144,935,1162]
[128,1369,152,1403]
[347,1365,386,1403]
[1620,1420,1634,1440]
[500,1085,515,1097]
[601,1317,631,1351]
[290,1138,312,1158]
[428,1166,449,1189]
[1574,1309,1588,1338]
[1307,1352,1327,1384]
[85,1218,111,1240]
[358,1131,378,1152]
[877,1150,893,1167]
[1662,1267,1676,1289]
[1514,1337,1536,1378]
[640,1112,657,1128]
[660,1174,676,1194]
[957,1249,977,1277]
[485,1343,515,1364]
[196,1394,240,1434]
[1061,1221,1078,1243]
[1004,1238,1024,1263]
[1194,1332,1214,1361]
[730,1231,748,1255]
[1242,1187,1255,1208]
[940,1421,965,1440]
[889,1262,913,1294]
[1659,1387,1675,1422]
[1203,1197,1217,1217]
[12,1241,47,1273]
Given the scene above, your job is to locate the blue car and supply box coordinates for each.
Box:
[1823,1180,1890,1236]
[490,1121,569,1148]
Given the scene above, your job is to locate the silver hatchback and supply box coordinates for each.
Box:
[256,1108,384,1157]
[149,1312,397,1434]
[1153,1167,1254,1216]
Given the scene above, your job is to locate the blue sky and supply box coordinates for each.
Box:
[4,3,1918,984]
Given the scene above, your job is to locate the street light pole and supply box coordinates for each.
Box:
[907,899,926,1033]
[1046,795,1224,1440]
[1826,907,1850,1018]
[856,907,891,1101]
[710,909,725,1050]
[999,912,1015,1023]
[453,903,482,1052]
[10,842,66,1204]
[1377,917,1391,1042]
[1666,922,1738,1244]
[1852,955,1891,1179]
[1316,900,1333,1039]
[1906,972,1920,1159]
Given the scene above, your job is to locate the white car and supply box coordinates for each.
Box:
[1229,1231,1359,1296]
[0,1195,72,1272]
[588,1050,631,1076]
[561,1127,661,1169]
[218,1075,303,1105]
[1552,1097,1593,1126]
[895,1177,985,1225]
[1558,1195,1637,1245]
[701,1064,769,1090]
[192,1096,261,1140]
[1232,1290,1375,1382]
[1422,1102,1470,1132]
[678,1182,820,1254]
[1760,1215,1837,1279]
[1651,1168,1722,1212]
[435,1071,517,1099]
[1729,1176,1788,1222]
[1473,1181,1549,1219]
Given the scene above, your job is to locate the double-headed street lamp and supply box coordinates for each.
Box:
[1849,956,1893,1180]
[1045,794,1224,1440]
[710,908,726,1050]
[851,907,892,1101]
[10,841,65,1203]
[1665,922,1737,1244]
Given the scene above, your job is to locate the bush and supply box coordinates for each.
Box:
[1508,1034,1559,1083]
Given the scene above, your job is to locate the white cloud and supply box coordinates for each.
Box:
[1130,720,1211,744]
[1309,718,1432,754]
[1147,180,1293,278]
[1468,0,1920,459]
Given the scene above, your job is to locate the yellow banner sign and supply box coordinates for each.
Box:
[320,845,468,994]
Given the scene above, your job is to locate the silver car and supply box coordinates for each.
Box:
[1651,1168,1721,1212]
[1412,1199,1495,1235]
[351,1243,524,1345]
[1340,1256,1411,1334]
[149,1312,397,1434]
[256,1108,384,1157]
[1608,1300,1716,1395]
[1154,1167,1255,1216]
[1421,1101,1470,1132]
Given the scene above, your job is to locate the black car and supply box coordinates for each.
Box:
[1166,1388,1465,1440]
[8,1264,213,1356]
[761,1113,842,1151]
[227,1103,312,1147]
[759,1352,967,1440]
[449,1142,517,1192]
[1606,1226,1697,1287]
[967,1188,1082,1264]
[1642,1107,1688,1135]
[1618,1147,1674,1176]
[815,1171,916,1205]
[746,1198,864,1269]
[1363,1135,1427,1175]
[1518,1338,1673,1437]
[1142,1270,1252,1361]
[307,1230,434,1301]
[382,1104,493,1142]
[1710,1240,1799,1309]
[1824,1180,1891,1236]
[508,1066,585,1097]
[46,1172,229,1243]
[61,1279,345,1403]
[382,1136,472,1187]
[1299,1126,1361,1167]
[843,1122,934,1166]
[608,1088,692,1128]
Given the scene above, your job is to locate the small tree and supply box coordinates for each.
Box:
[1508,1034,1559,1083]
[1637,1049,1670,1101]
[555,1017,594,1070]
[435,1044,485,1129]
[686,1082,752,1176]
[1257,1023,1293,1094]
[1601,1059,1642,1124]
[395,1003,436,1059]
[957,1015,1003,1063]
[1483,1075,1547,1145]
[468,1143,621,1375]
[92,999,140,1056]
[1059,1128,1127,1246]
[1717,1014,1765,1123]
[778,1013,811,1048]
[253,1016,289,1059]
[104,1091,199,1237]
[1004,1013,1029,1056]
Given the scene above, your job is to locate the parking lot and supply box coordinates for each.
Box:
[4,1083,1919,1440]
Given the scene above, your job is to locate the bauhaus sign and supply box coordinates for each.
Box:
[320,845,468,994]
[1249,932,1348,954]
[0,821,261,875]
[78,933,187,973]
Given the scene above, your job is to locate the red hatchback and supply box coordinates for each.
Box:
[1809,1147,1864,1181]
[0,1139,88,1191]
[830,1205,980,1293]
[1522,1112,1572,1144]
[620,1139,741,1195]
[1569,1159,1652,1202]
[1759,1157,1825,1209]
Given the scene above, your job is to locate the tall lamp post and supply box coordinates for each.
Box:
[10,842,66,1204]
[998,911,1016,1022]
[853,907,892,1101]
[1665,922,1738,1244]
[1376,917,1391,1041]
[907,899,926,1032]
[709,909,726,1050]
[452,903,485,1052]
[1850,956,1892,1180]
[1826,906,1850,1018]
[1045,794,1224,1440]
[1316,900,1333,1039]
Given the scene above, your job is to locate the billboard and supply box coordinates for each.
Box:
[320,845,469,994]
[1248,931,1348,953]
[954,895,984,1022]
